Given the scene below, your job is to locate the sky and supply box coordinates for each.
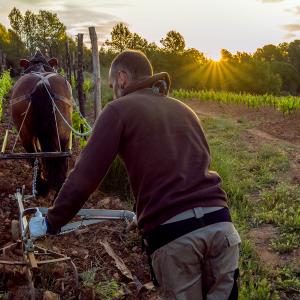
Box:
[0,0,299,60]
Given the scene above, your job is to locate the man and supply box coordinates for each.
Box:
[30,50,241,299]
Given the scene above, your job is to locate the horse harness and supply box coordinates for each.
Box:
[10,71,72,107]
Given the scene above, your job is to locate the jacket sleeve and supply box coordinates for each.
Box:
[46,104,123,230]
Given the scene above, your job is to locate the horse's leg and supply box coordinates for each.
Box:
[21,134,49,197]
[42,106,70,201]
[44,144,69,203]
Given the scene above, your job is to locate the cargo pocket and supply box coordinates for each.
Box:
[226,231,241,248]
[221,230,241,274]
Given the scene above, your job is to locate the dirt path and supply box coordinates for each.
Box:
[188,99,300,185]
[186,99,300,147]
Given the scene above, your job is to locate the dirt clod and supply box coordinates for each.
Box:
[43,290,60,300]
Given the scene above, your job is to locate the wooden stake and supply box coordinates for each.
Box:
[1,130,8,153]
[65,39,72,84]
[88,27,102,119]
[77,33,85,117]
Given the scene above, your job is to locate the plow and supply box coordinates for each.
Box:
[0,184,136,299]
[0,132,136,299]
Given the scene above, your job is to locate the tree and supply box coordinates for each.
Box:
[23,10,37,52]
[35,10,66,56]
[8,7,23,38]
[271,61,300,94]
[8,8,66,55]
[105,23,132,52]
[220,49,233,62]
[0,23,27,70]
[235,51,252,63]
[184,48,207,64]
[160,30,185,53]
[287,40,300,72]
[128,33,148,51]
[254,44,285,62]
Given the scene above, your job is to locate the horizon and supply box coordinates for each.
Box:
[0,0,300,60]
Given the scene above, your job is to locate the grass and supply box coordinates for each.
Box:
[0,70,13,120]
[201,116,299,298]
[80,268,124,299]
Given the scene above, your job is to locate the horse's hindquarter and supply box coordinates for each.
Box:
[48,75,73,142]
[10,75,39,135]
[10,73,73,150]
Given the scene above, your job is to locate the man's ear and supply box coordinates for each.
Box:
[20,59,30,69]
[118,71,129,88]
[48,58,58,68]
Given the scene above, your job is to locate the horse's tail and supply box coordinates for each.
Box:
[31,82,68,195]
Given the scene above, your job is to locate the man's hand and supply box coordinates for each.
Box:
[29,209,47,240]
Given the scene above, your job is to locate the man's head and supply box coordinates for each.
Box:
[109,50,153,98]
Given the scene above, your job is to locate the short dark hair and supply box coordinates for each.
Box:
[111,50,153,80]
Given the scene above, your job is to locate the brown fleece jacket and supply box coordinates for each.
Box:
[47,73,227,233]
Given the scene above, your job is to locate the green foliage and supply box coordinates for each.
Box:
[71,110,88,148]
[2,10,300,96]
[83,76,93,94]
[160,30,186,53]
[0,23,27,70]
[0,70,13,120]
[105,23,133,52]
[173,89,300,114]
[81,268,122,299]
[253,183,300,253]
[8,7,66,55]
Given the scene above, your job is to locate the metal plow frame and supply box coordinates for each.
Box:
[0,129,72,160]
[0,186,136,299]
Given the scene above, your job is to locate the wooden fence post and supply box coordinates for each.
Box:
[65,39,72,84]
[2,53,7,70]
[72,51,77,83]
[77,33,85,118]
[88,26,101,119]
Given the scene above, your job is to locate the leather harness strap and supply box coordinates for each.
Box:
[10,72,72,107]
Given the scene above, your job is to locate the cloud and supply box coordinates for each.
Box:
[51,3,126,47]
[282,24,300,32]
[0,1,127,48]
[15,0,128,5]
[259,0,285,2]
[67,21,127,47]
[16,0,50,3]
[284,32,296,39]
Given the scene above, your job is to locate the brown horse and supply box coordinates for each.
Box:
[10,51,73,197]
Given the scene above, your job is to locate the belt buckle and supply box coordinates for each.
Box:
[193,207,204,219]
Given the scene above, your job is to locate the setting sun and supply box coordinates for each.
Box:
[209,51,222,62]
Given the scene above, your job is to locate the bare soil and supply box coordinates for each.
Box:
[1,98,300,299]
[185,99,300,147]
[0,120,156,299]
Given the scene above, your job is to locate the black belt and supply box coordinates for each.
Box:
[143,207,231,255]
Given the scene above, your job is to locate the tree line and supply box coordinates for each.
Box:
[0,7,300,96]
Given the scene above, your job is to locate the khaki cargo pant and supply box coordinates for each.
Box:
[151,207,241,300]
